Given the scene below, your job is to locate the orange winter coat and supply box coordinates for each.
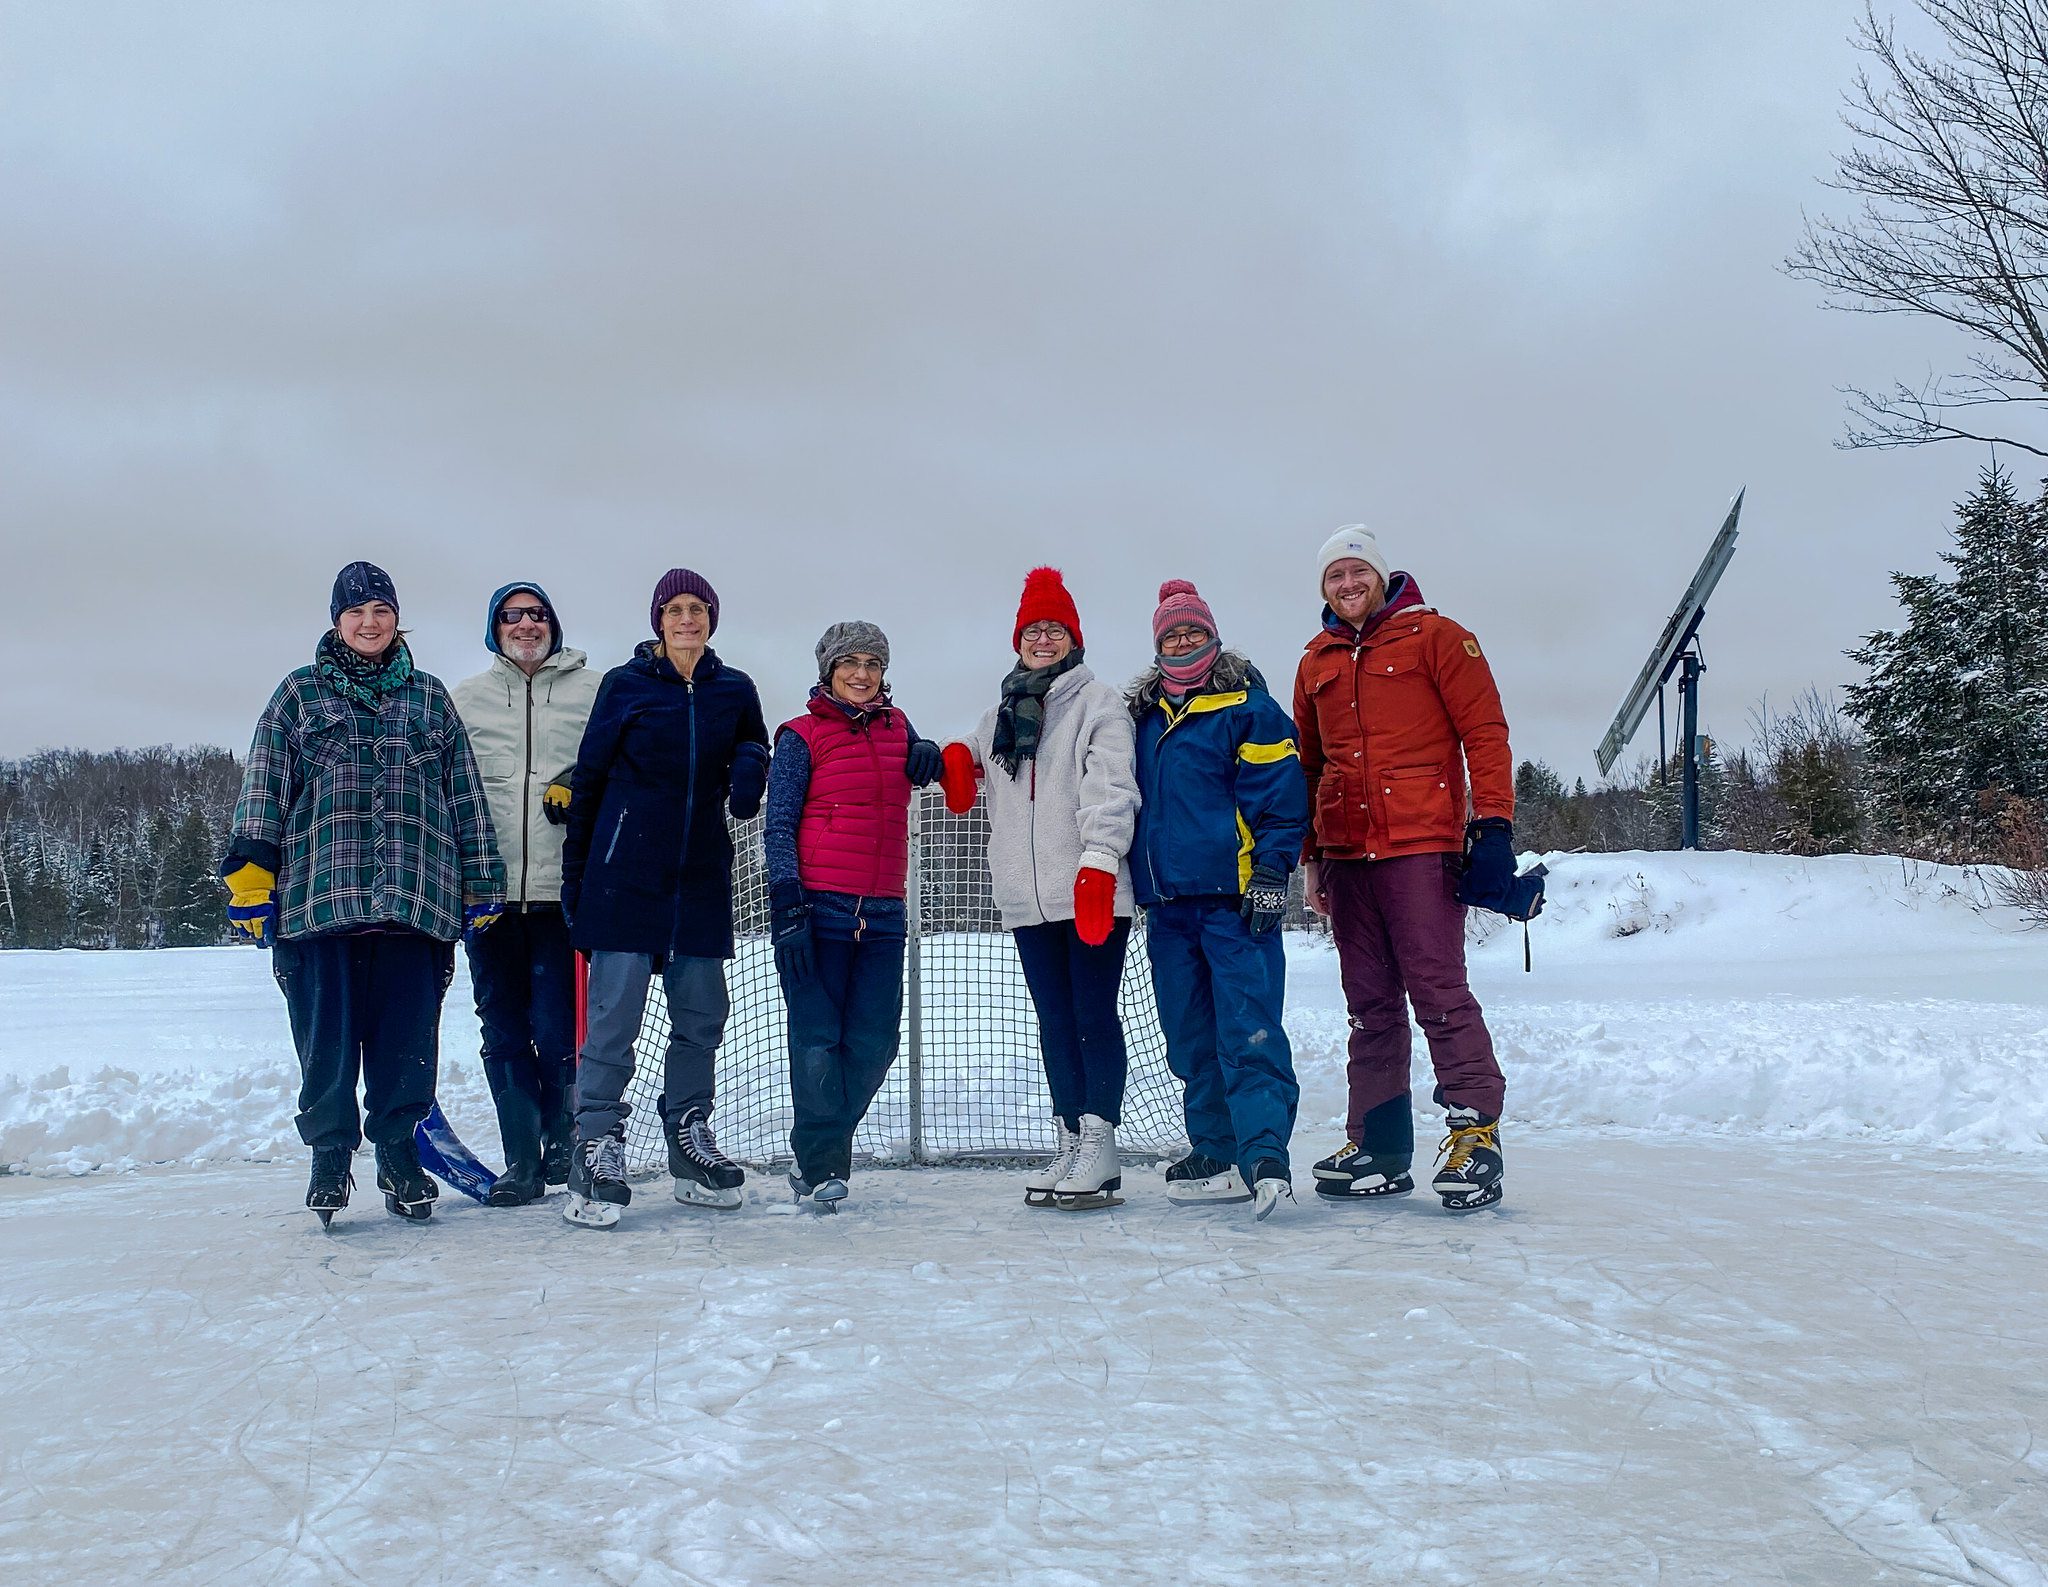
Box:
[1292,578,1514,861]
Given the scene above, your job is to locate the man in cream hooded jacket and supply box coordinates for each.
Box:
[451,581,601,1204]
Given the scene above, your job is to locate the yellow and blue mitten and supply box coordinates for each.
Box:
[463,900,504,942]
[542,776,572,826]
[220,860,278,945]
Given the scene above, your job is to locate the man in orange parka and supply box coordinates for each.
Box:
[1293,525,1516,1211]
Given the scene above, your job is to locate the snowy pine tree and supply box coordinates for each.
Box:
[1845,466,2048,823]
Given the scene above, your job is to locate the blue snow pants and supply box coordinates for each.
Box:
[1144,898,1298,1177]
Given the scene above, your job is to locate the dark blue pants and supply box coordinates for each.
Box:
[780,933,906,1182]
[1011,918,1131,1131]
[464,904,577,1167]
[273,929,454,1151]
[1144,899,1297,1177]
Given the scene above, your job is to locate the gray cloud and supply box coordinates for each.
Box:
[0,0,1978,778]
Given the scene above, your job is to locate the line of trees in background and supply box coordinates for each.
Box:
[0,748,243,950]
[5,462,2043,949]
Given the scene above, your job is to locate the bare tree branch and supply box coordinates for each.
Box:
[1788,0,2048,451]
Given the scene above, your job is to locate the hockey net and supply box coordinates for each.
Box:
[616,787,1189,1172]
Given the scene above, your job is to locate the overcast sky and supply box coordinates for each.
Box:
[0,0,1986,778]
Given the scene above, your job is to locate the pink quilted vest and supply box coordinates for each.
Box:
[783,694,913,898]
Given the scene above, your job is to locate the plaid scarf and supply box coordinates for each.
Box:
[991,648,1084,778]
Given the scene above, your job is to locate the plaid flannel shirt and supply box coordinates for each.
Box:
[228,656,505,941]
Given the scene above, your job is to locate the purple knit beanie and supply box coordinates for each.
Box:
[649,568,719,636]
[1152,579,1217,646]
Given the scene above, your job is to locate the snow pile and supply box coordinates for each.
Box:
[2,851,2044,1174]
[1287,849,2048,1153]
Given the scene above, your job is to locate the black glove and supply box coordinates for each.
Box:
[1454,818,1518,910]
[729,742,768,820]
[558,881,579,929]
[1240,863,1289,936]
[905,738,943,788]
[771,880,814,983]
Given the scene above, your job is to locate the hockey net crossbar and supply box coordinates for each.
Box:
[618,788,1187,1172]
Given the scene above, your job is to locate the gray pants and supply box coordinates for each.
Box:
[574,950,730,1141]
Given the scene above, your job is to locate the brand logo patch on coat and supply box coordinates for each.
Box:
[1463,638,1481,657]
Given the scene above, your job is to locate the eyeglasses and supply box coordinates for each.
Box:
[1020,623,1069,643]
[1158,626,1212,653]
[497,606,550,625]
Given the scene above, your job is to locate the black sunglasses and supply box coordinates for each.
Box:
[497,605,550,625]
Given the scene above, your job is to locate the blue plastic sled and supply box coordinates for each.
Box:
[415,1102,499,1203]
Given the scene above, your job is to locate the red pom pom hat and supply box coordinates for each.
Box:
[1012,566,1084,652]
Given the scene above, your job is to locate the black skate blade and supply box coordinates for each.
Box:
[1439,1183,1503,1212]
[314,1208,336,1229]
[383,1193,434,1222]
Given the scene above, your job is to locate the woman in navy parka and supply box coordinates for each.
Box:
[558,568,769,1226]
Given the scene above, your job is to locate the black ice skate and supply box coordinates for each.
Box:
[375,1138,437,1222]
[1312,1141,1415,1201]
[1164,1152,1251,1205]
[563,1127,630,1228]
[306,1146,353,1228]
[668,1108,744,1210]
[1433,1108,1504,1211]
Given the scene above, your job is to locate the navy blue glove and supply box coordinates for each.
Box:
[905,738,943,788]
[1240,863,1289,936]
[1454,818,1519,911]
[729,742,768,819]
[771,880,814,984]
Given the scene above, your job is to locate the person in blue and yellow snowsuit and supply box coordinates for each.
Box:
[1128,580,1311,1220]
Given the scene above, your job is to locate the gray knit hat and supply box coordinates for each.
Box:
[816,620,890,682]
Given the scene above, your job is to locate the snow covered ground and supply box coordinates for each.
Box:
[2,851,2045,1584]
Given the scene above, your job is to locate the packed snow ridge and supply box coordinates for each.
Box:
[1,849,2042,1176]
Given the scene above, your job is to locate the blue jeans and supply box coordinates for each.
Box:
[1144,899,1297,1176]
[780,933,906,1182]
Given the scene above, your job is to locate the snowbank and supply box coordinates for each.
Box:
[2,852,2043,1174]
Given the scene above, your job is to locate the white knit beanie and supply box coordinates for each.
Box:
[1316,525,1390,595]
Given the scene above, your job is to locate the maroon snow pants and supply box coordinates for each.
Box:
[1324,852,1505,1163]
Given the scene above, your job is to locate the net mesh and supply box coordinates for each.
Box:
[617,786,1188,1172]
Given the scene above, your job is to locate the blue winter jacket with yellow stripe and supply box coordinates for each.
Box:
[1129,653,1311,907]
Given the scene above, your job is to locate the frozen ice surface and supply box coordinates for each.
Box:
[2,850,2045,1582]
[2,1142,2045,1585]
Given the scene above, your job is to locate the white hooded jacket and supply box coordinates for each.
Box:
[451,649,601,905]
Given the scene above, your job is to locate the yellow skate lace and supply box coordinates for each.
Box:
[1437,1121,1499,1174]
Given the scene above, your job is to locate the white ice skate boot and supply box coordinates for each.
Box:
[1024,1119,1083,1208]
[1053,1114,1123,1210]
[1251,1159,1295,1222]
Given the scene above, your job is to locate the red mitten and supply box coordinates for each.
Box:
[1073,866,1116,946]
[940,742,982,815]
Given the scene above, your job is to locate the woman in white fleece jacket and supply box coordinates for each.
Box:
[940,568,1141,1210]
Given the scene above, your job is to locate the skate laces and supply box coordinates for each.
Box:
[589,1133,626,1184]
[1437,1121,1499,1173]
[684,1114,737,1171]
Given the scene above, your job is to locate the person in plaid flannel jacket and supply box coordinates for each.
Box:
[222,561,505,1224]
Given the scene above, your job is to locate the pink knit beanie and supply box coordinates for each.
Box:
[1151,579,1217,646]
